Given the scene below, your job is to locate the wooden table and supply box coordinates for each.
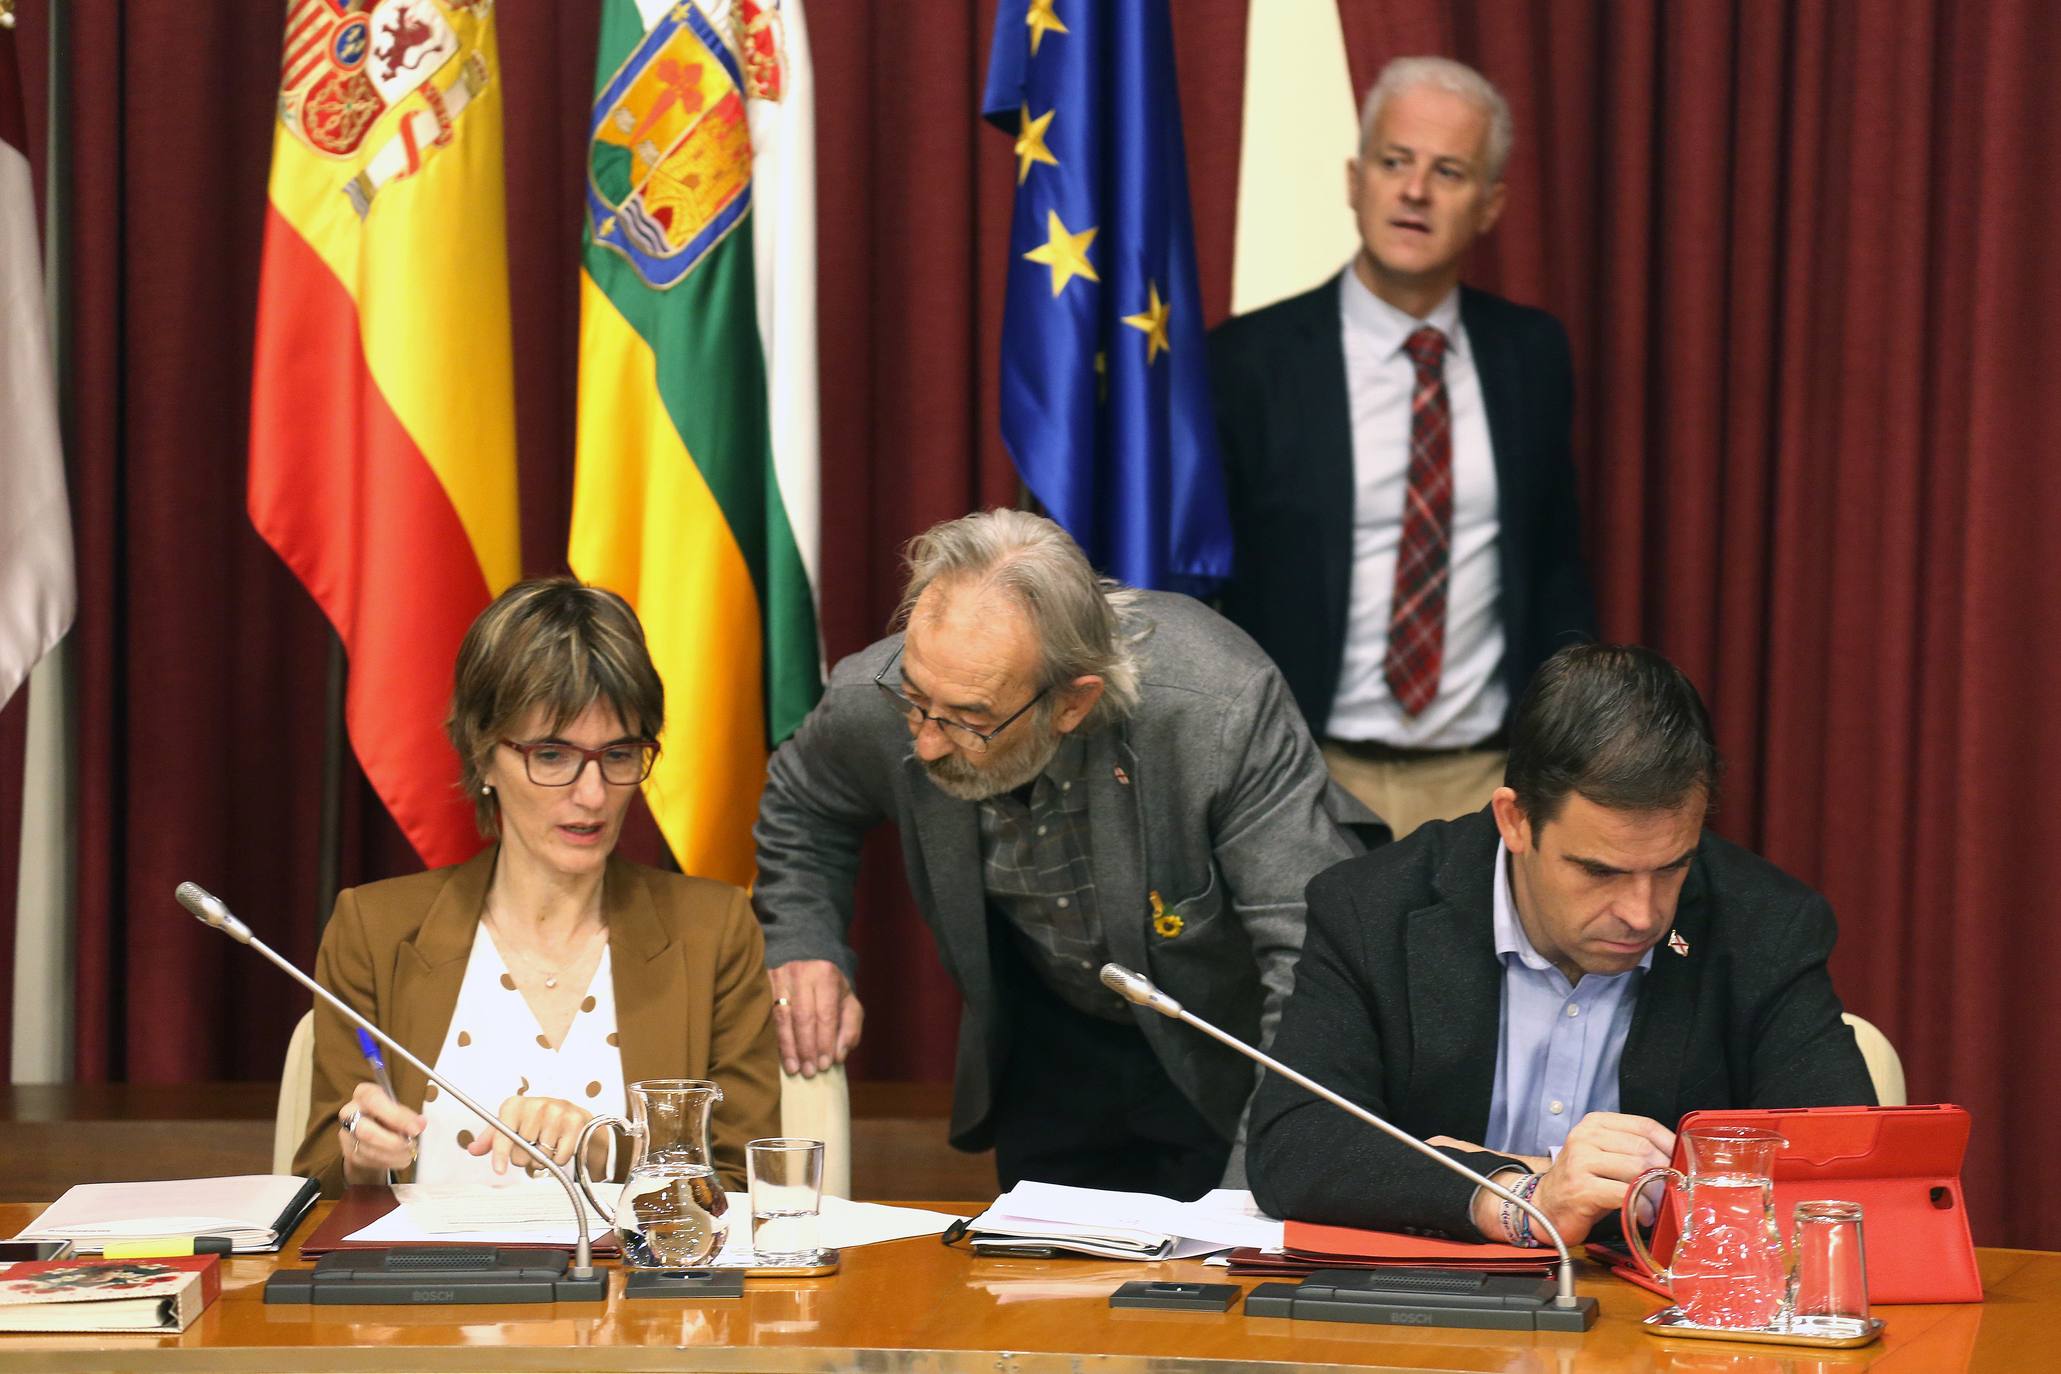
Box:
[0,1201,2044,1372]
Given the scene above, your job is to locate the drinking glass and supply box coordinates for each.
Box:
[1789,1200,1870,1336]
[747,1138,825,1263]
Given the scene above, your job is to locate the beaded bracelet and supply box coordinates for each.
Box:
[1498,1172,1546,1247]
[1516,1171,1544,1246]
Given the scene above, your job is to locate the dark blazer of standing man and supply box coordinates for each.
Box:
[1210,56,1596,840]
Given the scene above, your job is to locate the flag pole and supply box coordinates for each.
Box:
[314,630,344,932]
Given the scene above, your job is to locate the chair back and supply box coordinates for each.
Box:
[780,1065,852,1199]
[1842,1012,1908,1107]
[274,1010,317,1174]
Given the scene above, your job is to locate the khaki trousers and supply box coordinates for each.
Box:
[1322,744,1509,842]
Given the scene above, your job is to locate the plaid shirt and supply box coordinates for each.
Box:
[976,735,1125,1022]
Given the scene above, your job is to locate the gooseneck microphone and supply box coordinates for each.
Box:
[176,882,605,1297]
[1100,962,1598,1328]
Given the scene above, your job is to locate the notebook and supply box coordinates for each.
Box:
[12,1175,319,1255]
[958,1183,1279,1261]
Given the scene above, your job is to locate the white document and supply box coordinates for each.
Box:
[816,1198,963,1248]
[347,1181,617,1247]
[13,1175,313,1253]
[1181,1188,1287,1251]
[345,1182,963,1258]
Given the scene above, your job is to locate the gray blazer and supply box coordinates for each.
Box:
[753,591,1380,1178]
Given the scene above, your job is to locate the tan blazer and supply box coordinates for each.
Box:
[292,848,780,1195]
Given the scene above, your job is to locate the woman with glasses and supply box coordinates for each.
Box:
[292,578,780,1194]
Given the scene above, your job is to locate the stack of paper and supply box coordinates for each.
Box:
[12,1175,319,1254]
[344,1181,962,1263]
[963,1183,1283,1261]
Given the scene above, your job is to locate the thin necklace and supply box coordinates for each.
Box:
[487,908,604,990]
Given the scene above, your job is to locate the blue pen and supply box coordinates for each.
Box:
[354,1028,397,1101]
[354,1028,412,1181]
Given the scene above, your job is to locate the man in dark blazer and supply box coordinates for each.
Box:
[1210,56,1595,839]
[1248,644,1875,1246]
[753,510,1377,1198]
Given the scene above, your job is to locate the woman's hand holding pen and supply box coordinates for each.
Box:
[338,1081,424,1185]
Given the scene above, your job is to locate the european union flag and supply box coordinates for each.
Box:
[983,0,1231,595]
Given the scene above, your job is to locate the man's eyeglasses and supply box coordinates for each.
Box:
[873,645,1046,754]
[498,738,658,787]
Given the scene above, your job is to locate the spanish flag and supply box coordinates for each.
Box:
[248,0,520,868]
[570,0,821,886]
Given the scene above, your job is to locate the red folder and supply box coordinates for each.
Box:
[1645,1104,1980,1304]
[1282,1218,1553,1271]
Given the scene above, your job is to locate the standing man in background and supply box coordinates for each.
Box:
[1210,56,1596,839]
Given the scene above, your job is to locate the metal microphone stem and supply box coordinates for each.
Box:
[176,884,596,1277]
[1100,963,1579,1309]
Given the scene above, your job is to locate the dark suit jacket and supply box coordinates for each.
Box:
[293,848,782,1195]
[1246,810,1876,1238]
[1208,274,1597,733]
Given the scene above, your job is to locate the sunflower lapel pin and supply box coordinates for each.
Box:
[1149,890,1183,939]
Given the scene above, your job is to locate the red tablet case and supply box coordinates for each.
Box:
[1645,1104,1980,1304]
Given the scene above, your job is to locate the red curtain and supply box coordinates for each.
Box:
[1339,0,2061,1253]
[6,1,2058,1247]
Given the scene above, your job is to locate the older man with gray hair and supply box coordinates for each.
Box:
[753,509,1376,1196]
[1210,55,1597,841]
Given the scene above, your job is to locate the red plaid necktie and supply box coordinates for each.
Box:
[1384,326,1452,716]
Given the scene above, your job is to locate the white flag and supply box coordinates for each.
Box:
[1229,0,1360,315]
[745,0,821,643]
[0,24,74,709]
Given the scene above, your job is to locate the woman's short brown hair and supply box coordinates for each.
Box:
[446,577,665,836]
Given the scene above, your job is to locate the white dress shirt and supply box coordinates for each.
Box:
[1326,269,1507,748]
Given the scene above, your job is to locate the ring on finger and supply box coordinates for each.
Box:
[343,1108,363,1135]
[773,995,791,1008]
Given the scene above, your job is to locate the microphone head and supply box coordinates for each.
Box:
[1100,962,1182,1018]
[175,882,252,943]
[174,881,223,922]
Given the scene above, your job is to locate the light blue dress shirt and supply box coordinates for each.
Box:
[1483,842,1653,1159]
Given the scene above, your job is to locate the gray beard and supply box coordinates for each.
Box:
[918,724,1065,802]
